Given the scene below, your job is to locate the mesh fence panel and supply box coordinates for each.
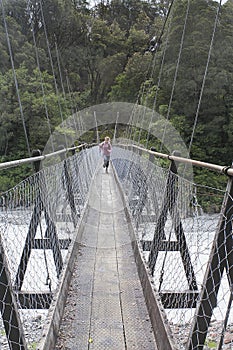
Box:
[0,145,232,350]
[0,146,99,349]
[112,146,232,350]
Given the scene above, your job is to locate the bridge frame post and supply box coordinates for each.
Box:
[14,151,63,291]
[0,235,27,349]
[187,172,233,350]
[148,151,198,307]
[63,158,78,227]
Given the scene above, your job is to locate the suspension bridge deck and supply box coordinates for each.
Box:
[1,146,232,349]
[54,163,157,349]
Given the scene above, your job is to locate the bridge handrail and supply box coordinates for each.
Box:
[1,142,232,176]
[117,143,233,176]
[0,143,91,171]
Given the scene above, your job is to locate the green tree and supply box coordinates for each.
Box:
[0,66,69,157]
[109,52,152,102]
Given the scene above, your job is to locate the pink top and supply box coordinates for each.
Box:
[99,141,112,156]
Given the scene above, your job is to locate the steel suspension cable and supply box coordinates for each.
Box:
[113,112,119,143]
[133,0,176,147]
[27,0,55,152]
[132,48,158,144]
[39,0,68,149]
[160,0,191,152]
[1,0,31,156]
[145,6,174,149]
[125,1,172,144]
[157,0,175,49]
[143,0,176,89]
[188,0,223,155]
[94,111,99,144]
[65,72,80,135]
[54,38,80,139]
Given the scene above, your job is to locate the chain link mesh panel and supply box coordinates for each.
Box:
[0,145,232,350]
[0,146,99,349]
[112,146,232,350]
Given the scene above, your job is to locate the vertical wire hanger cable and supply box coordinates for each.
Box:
[27,0,55,153]
[113,111,119,144]
[132,57,154,145]
[54,36,78,139]
[64,71,79,136]
[160,0,191,152]
[39,0,68,149]
[145,1,175,149]
[54,39,81,142]
[1,0,31,156]
[137,0,176,147]
[188,0,222,155]
[125,1,176,179]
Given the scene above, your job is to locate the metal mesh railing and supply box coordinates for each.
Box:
[0,144,233,349]
[0,146,99,349]
[112,145,233,350]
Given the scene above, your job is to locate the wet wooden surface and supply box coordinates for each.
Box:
[55,164,157,349]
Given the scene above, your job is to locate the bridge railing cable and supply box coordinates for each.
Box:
[112,144,233,350]
[0,143,91,171]
[0,144,99,350]
[0,144,233,349]
[116,143,233,176]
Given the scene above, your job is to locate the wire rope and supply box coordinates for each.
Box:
[132,1,176,147]
[39,221,52,291]
[122,1,177,194]
[158,223,173,292]
[54,38,80,141]
[125,102,140,144]
[147,0,192,290]
[143,0,176,87]
[126,1,173,144]
[188,0,223,155]
[39,0,68,149]
[160,0,191,152]
[132,51,157,145]
[145,5,174,149]
[157,0,175,50]
[113,112,119,143]
[1,0,31,156]
[94,111,99,144]
[65,72,80,136]
[27,0,55,153]
[54,37,78,140]
[54,37,66,99]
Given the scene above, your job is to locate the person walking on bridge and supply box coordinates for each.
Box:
[99,136,112,173]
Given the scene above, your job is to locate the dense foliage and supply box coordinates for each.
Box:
[0,0,233,199]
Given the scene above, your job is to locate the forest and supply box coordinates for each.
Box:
[0,0,233,193]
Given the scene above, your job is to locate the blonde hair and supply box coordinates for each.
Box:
[105,136,110,142]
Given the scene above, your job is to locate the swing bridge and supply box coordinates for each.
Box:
[1,0,233,349]
[0,142,233,350]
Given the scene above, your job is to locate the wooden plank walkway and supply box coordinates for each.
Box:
[55,163,157,349]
